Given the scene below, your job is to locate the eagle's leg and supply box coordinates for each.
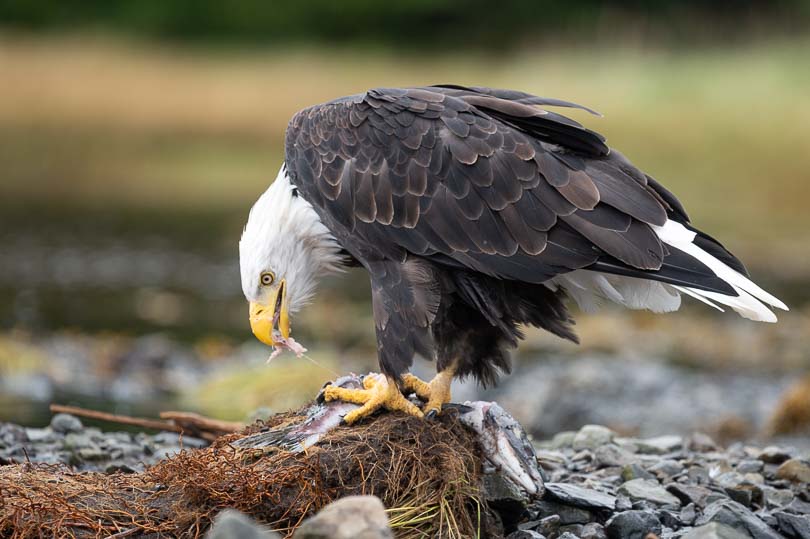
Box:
[322,373,424,425]
[401,361,457,419]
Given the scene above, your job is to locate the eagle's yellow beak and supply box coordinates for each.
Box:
[248,278,289,346]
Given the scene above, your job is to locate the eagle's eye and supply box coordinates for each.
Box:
[260,272,275,286]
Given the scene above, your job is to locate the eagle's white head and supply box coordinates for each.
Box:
[239,165,344,347]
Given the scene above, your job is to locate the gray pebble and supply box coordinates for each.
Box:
[64,432,96,449]
[622,463,656,482]
[696,499,782,539]
[573,425,615,451]
[649,459,685,478]
[523,514,560,535]
[534,501,592,525]
[25,427,58,443]
[680,503,697,525]
[633,435,683,455]
[544,482,617,511]
[294,495,392,539]
[681,523,751,539]
[736,460,764,474]
[506,531,546,539]
[595,444,633,468]
[548,431,577,449]
[774,511,810,539]
[581,522,607,539]
[619,479,681,507]
[758,485,794,509]
[50,413,83,434]
[606,510,662,539]
[206,509,279,539]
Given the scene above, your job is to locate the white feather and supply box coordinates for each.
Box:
[548,219,786,323]
[652,220,787,322]
[549,272,681,313]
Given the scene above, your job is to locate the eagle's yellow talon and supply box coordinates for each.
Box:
[325,373,424,425]
[401,370,454,417]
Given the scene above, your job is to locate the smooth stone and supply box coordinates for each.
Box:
[649,459,685,478]
[533,501,593,525]
[573,425,616,451]
[622,463,656,482]
[506,531,546,539]
[682,523,751,539]
[594,444,633,468]
[206,509,280,539]
[667,484,717,508]
[776,459,810,483]
[606,510,662,539]
[633,435,683,455]
[680,503,697,525]
[687,433,720,453]
[548,431,577,449]
[619,479,681,507]
[774,511,810,539]
[483,471,530,504]
[688,466,711,485]
[657,509,682,529]
[713,472,747,490]
[294,496,392,539]
[785,498,810,515]
[696,499,782,539]
[50,413,83,434]
[724,486,755,508]
[736,460,764,474]
[64,432,96,450]
[581,522,607,539]
[758,485,794,509]
[25,427,57,443]
[557,533,580,539]
[544,482,617,511]
[537,515,561,535]
[759,446,793,464]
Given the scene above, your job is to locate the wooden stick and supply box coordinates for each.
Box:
[50,404,184,433]
[159,411,242,434]
[48,405,242,442]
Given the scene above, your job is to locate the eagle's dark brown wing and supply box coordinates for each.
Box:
[284,86,732,290]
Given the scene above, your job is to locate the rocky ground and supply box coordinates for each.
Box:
[2,413,809,538]
[0,413,208,472]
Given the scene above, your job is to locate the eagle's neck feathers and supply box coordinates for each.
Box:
[239,165,343,311]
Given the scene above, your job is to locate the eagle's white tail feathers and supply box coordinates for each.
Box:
[653,220,787,323]
[549,219,786,322]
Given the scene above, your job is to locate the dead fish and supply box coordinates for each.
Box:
[233,374,361,452]
[453,401,546,497]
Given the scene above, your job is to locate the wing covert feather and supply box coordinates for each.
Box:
[285,86,676,283]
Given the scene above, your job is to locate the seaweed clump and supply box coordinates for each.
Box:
[0,408,486,538]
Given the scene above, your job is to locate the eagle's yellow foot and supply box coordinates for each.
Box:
[401,370,454,419]
[322,373,424,425]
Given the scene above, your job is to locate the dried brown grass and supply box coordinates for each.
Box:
[0,409,484,538]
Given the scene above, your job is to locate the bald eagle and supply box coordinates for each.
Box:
[240,86,787,424]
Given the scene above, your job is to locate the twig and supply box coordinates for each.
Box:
[48,404,241,442]
[159,411,242,435]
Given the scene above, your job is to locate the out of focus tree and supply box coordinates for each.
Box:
[0,0,808,48]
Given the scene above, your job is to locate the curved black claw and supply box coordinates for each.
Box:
[425,408,439,420]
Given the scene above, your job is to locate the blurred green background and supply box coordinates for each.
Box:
[1,1,809,439]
